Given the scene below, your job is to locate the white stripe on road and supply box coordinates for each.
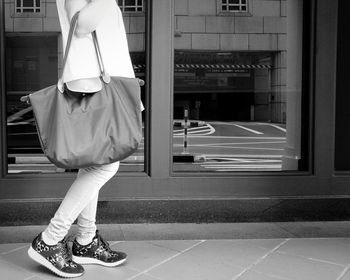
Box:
[204,154,282,158]
[180,141,286,147]
[173,125,211,132]
[201,159,282,164]
[173,124,215,136]
[174,128,214,136]
[232,124,263,135]
[174,135,286,139]
[269,124,287,132]
[174,144,284,151]
[203,165,282,169]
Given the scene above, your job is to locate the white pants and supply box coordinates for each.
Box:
[43,161,120,244]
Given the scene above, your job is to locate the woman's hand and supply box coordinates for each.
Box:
[65,0,116,37]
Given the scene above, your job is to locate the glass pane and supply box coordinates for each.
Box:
[22,0,34,8]
[335,0,350,170]
[6,1,147,174]
[123,2,146,172]
[229,6,239,11]
[6,36,58,173]
[22,8,35,12]
[173,0,306,172]
[125,0,135,6]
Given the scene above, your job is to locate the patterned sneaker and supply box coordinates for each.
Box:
[72,230,127,267]
[28,233,84,278]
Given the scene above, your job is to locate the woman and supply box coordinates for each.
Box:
[27,0,136,277]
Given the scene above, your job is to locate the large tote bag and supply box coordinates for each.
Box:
[24,12,143,169]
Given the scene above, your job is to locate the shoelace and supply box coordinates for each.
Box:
[58,237,74,263]
[96,232,113,254]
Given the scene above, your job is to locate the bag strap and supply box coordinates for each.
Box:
[91,31,111,84]
[57,11,110,92]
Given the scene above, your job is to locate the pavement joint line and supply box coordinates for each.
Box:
[236,269,289,280]
[336,263,350,280]
[110,240,124,246]
[1,244,29,255]
[276,250,346,267]
[125,240,206,280]
[0,254,37,277]
[146,241,183,253]
[231,239,290,280]
[23,275,37,280]
[144,272,163,280]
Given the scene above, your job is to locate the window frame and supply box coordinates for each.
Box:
[1,0,347,201]
[219,0,249,15]
[118,0,145,14]
[13,0,44,18]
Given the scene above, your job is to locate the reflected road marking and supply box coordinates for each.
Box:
[232,124,264,135]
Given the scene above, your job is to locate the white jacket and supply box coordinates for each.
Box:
[56,0,135,82]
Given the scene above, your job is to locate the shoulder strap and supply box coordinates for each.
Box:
[57,11,109,92]
[91,31,110,84]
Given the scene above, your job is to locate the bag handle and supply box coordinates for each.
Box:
[57,11,110,92]
[91,31,111,84]
[91,27,144,86]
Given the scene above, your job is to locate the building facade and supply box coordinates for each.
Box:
[1,0,350,225]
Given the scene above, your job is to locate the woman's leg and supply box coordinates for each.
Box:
[42,161,120,245]
[75,192,99,245]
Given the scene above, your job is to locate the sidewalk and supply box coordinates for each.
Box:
[1,222,350,280]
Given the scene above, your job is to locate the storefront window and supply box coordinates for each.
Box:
[173,0,307,172]
[6,2,147,174]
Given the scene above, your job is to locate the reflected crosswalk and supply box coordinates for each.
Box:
[196,155,283,171]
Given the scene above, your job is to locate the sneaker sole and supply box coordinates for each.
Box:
[28,246,84,278]
[72,255,127,267]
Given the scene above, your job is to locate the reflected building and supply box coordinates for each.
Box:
[173,0,286,123]
[4,0,285,122]
[4,0,299,172]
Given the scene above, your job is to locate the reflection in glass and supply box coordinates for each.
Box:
[173,0,304,172]
[6,2,146,173]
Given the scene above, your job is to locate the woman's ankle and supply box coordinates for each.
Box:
[41,231,58,246]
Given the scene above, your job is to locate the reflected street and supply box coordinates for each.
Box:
[173,121,286,172]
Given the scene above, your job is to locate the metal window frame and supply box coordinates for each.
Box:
[118,0,144,13]
[221,0,248,13]
[15,0,41,14]
[2,0,350,202]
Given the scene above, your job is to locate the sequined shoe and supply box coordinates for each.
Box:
[28,233,84,278]
[72,230,127,267]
